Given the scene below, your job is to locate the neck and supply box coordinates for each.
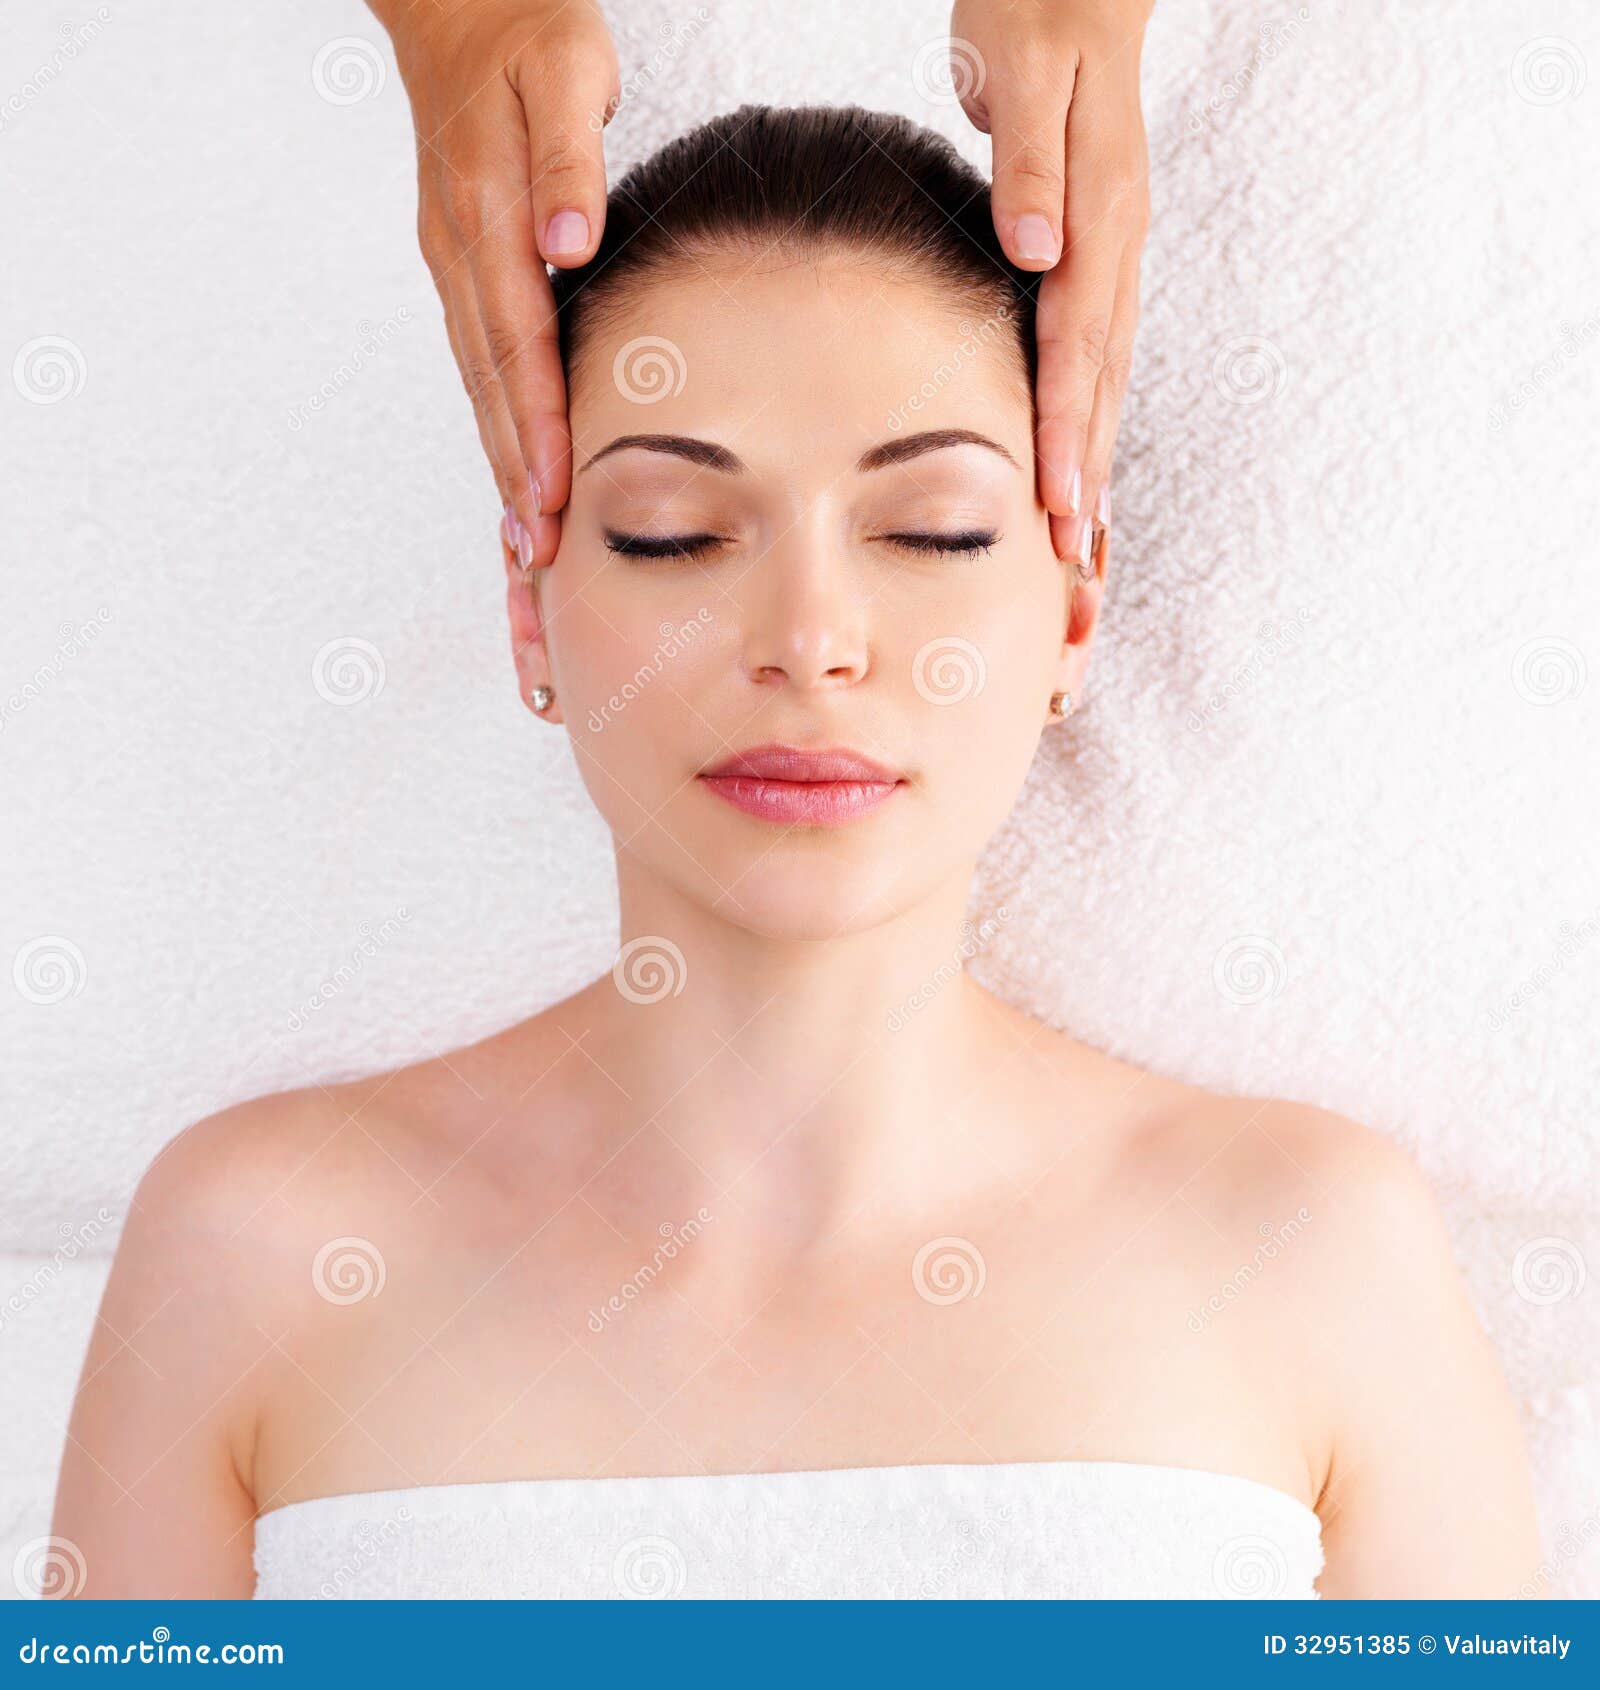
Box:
[564,851,1027,1246]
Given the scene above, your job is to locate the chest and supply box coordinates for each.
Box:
[250,1196,1299,1511]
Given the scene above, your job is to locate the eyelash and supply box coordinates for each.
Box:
[602,530,999,561]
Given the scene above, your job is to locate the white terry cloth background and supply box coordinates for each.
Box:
[0,0,1595,1596]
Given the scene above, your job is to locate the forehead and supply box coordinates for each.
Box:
[567,252,1032,477]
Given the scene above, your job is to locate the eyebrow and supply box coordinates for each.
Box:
[578,427,1019,475]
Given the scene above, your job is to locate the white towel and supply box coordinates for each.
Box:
[251,1461,1324,1600]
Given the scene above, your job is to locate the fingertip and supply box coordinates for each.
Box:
[539,208,597,266]
[527,510,563,569]
[1035,441,1083,518]
[1007,212,1061,268]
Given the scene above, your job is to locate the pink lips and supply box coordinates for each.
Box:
[698,742,906,826]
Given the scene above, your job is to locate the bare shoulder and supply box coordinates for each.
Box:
[1122,1082,1539,1594]
[1123,1081,1466,1347]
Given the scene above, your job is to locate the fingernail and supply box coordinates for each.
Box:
[1075,514,1094,569]
[1013,213,1059,264]
[516,524,533,569]
[1096,482,1111,525]
[527,468,543,521]
[1069,465,1082,515]
[501,503,517,550]
[543,209,590,258]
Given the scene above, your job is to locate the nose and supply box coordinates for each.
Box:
[739,525,870,693]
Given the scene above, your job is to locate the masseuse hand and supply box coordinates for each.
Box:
[950,0,1153,575]
[366,0,619,565]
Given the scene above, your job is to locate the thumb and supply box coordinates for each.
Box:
[518,54,617,267]
[986,87,1071,270]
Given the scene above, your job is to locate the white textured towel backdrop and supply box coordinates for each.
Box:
[0,0,1595,1594]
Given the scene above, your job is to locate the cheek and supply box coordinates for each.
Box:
[546,566,721,779]
[885,557,1066,722]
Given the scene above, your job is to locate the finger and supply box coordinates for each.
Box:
[440,258,538,567]
[1048,508,1099,577]
[985,75,1073,270]
[1033,220,1124,518]
[514,41,615,267]
[1077,243,1143,548]
[462,200,572,533]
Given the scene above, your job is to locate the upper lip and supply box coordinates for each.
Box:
[700,742,903,783]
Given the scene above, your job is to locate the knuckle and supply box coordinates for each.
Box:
[1096,348,1134,400]
[480,318,527,378]
[1001,140,1064,194]
[440,172,500,242]
[531,142,595,201]
[416,211,453,274]
[460,354,500,404]
[1076,315,1112,365]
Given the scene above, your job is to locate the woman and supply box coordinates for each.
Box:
[52,106,1539,1600]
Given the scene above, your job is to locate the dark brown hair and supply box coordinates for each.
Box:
[550,104,1038,395]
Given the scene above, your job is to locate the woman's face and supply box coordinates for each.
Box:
[508,251,1103,938]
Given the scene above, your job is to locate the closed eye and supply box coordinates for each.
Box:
[604,530,728,560]
[881,530,998,558]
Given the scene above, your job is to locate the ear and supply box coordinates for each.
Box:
[503,522,563,724]
[1047,514,1108,717]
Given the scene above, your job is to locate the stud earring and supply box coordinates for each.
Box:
[1049,689,1074,720]
[529,685,555,713]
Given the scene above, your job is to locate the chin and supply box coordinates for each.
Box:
[621,820,939,942]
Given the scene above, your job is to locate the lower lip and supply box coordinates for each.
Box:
[699,774,903,826]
